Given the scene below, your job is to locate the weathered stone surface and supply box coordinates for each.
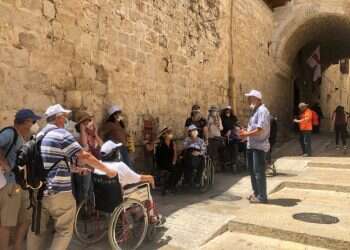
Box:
[42,0,56,21]
[1,0,349,146]
[65,90,82,109]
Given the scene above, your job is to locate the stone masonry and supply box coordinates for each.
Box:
[1,0,350,145]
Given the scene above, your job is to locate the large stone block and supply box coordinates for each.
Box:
[42,0,56,20]
[18,32,38,50]
[65,90,82,109]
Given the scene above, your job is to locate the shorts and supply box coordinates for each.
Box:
[0,183,21,227]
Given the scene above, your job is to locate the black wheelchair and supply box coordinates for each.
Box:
[179,148,215,193]
[74,174,161,250]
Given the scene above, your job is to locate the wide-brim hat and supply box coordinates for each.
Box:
[107,105,122,117]
[74,111,93,124]
[158,127,172,138]
[209,105,218,112]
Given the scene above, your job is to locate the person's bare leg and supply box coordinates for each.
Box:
[14,222,30,250]
[0,226,11,250]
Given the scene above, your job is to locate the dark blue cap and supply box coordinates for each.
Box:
[15,109,41,123]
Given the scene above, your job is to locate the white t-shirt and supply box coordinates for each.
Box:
[94,161,141,187]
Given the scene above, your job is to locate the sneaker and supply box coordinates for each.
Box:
[249,196,268,204]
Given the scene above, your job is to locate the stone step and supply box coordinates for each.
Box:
[201,231,330,250]
[228,187,350,249]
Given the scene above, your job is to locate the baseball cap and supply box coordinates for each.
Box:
[100,140,123,156]
[224,105,232,110]
[188,124,198,131]
[15,109,41,123]
[44,104,71,118]
[245,90,262,99]
[107,105,122,116]
[298,102,308,109]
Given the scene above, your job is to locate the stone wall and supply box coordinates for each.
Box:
[321,64,350,130]
[0,0,231,142]
[231,0,292,129]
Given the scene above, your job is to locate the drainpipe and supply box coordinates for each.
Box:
[228,0,236,114]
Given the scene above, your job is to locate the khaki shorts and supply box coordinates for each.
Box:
[0,183,21,227]
[18,190,31,225]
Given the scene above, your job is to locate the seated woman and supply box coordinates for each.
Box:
[182,125,206,186]
[155,127,181,195]
[95,140,165,225]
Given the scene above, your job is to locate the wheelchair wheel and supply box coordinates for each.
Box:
[199,157,212,193]
[74,198,109,244]
[108,198,148,250]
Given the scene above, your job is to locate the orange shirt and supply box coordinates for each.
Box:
[299,108,313,131]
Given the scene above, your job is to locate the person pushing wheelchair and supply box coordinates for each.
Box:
[182,125,206,187]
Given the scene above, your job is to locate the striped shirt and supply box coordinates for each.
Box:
[39,124,82,194]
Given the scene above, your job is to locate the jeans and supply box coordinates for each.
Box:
[72,173,92,204]
[120,146,132,168]
[335,124,347,146]
[299,131,312,156]
[247,149,267,201]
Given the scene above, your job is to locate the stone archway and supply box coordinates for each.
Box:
[272,0,350,67]
[270,0,350,130]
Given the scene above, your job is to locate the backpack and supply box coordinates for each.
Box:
[0,127,18,158]
[15,128,69,234]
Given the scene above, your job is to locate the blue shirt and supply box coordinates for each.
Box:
[183,137,206,155]
[39,124,82,194]
[247,104,271,152]
[0,128,23,183]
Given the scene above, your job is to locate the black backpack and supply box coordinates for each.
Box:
[16,128,68,234]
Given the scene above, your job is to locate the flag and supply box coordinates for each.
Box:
[307,46,321,82]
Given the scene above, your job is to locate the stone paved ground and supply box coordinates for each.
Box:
[69,134,350,250]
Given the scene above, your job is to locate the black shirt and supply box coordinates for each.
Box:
[155,140,175,171]
[221,115,238,136]
[185,117,207,139]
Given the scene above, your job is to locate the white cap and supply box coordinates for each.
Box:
[245,90,262,100]
[107,105,122,116]
[44,104,71,118]
[100,140,123,155]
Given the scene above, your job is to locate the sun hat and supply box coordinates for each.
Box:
[107,105,122,117]
[74,111,93,124]
[158,127,172,138]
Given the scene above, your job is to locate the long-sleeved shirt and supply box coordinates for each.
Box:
[183,137,206,155]
[208,116,223,138]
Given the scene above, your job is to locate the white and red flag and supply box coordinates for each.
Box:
[307,46,321,82]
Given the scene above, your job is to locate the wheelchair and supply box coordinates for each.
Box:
[74,174,160,250]
[180,148,215,193]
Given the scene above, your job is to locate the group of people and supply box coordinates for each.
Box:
[155,90,272,203]
[0,88,275,250]
[0,104,155,250]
